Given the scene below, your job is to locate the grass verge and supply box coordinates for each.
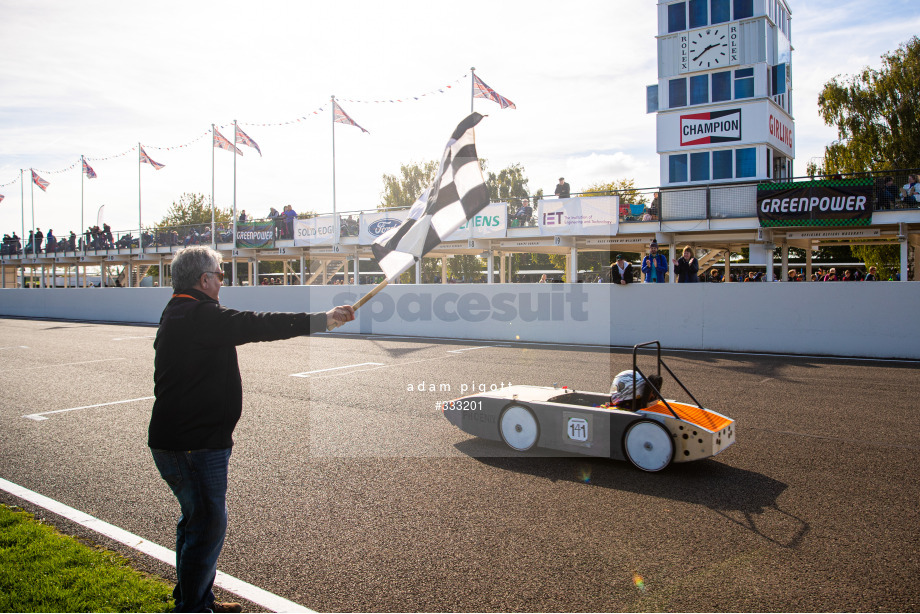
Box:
[0,503,174,613]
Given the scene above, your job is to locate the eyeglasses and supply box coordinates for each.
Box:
[205,270,224,282]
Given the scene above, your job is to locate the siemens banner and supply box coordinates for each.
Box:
[757,181,873,227]
[537,196,619,236]
[445,202,508,241]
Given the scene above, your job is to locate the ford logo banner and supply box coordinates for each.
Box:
[368,218,402,236]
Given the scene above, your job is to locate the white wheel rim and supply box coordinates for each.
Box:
[625,421,673,471]
[500,406,538,451]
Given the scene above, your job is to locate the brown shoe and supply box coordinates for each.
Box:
[212,602,243,613]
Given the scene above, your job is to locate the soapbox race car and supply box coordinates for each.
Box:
[442,341,735,472]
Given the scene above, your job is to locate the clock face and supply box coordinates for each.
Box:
[690,28,729,69]
[679,24,739,73]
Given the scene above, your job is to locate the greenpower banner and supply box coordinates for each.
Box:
[757,179,873,227]
[235,221,275,248]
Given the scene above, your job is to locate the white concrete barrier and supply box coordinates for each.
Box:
[0,283,917,359]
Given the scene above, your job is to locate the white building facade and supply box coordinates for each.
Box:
[648,0,794,187]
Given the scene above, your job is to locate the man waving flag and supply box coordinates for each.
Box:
[371,113,490,281]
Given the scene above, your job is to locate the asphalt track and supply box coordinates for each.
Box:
[0,316,918,612]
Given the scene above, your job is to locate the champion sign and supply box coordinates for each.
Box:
[680,109,742,146]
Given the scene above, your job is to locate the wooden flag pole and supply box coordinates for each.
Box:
[326,278,388,331]
[352,278,388,310]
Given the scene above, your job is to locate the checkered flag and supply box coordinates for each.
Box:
[372,113,489,281]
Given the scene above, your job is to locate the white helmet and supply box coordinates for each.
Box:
[610,370,645,405]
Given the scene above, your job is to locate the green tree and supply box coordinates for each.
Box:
[851,244,901,280]
[379,160,439,210]
[817,36,920,173]
[582,178,648,205]
[158,193,231,228]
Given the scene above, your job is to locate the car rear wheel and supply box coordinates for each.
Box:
[623,420,674,472]
[499,405,539,452]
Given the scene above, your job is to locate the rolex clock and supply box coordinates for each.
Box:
[679,24,739,73]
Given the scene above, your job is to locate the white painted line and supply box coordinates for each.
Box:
[315,332,920,364]
[0,477,313,613]
[23,396,155,421]
[0,345,29,350]
[290,362,384,378]
[111,335,156,341]
[2,358,125,373]
[446,345,509,354]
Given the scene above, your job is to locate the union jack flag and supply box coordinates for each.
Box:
[333,100,369,134]
[0,194,4,203]
[82,158,97,179]
[235,125,262,156]
[31,170,50,191]
[214,127,243,155]
[473,74,516,110]
[139,146,165,170]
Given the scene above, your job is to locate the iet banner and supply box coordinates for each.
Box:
[235,221,274,248]
[537,196,619,236]
[757,180,873,227]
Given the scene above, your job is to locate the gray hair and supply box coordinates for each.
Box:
[171,246,222,290]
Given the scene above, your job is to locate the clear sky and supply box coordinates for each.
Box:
[1,0,917,237]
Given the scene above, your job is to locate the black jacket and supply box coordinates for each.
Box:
[148,288,327,450]
[608,263,633,284]
[674,257,699,283]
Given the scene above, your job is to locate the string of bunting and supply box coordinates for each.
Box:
[336,73,468,104]
[237,103,328,128]
[85,146,138,162]
[33,161,79,175]
[3,71,512,187]
[145,130,211,151]
[0,175,21,188]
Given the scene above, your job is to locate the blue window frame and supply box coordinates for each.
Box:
[771,63,787,95]
[713,150,733,179]
[668,2,687,32]
[689,74,709,105]
[733,0,753,19]
[691,152,710,181]
[669,77,687,108]
[688,0,708,28]
[669,154,689,183]
[711,0,730,23]
[646,85,659,113]
[736,148,756,177]
[734,67,754,99]
[712,71,731,102]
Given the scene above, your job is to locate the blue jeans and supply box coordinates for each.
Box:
[151,448,232,613]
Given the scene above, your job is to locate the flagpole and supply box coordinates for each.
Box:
[20,169,24,261]
[211,124,216,247]
[138,143,143,252]
[30,169,35,257]
[470,67,476,112]
[80,155,85,251]
[232,120,237,249]
[331,95,336,217]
